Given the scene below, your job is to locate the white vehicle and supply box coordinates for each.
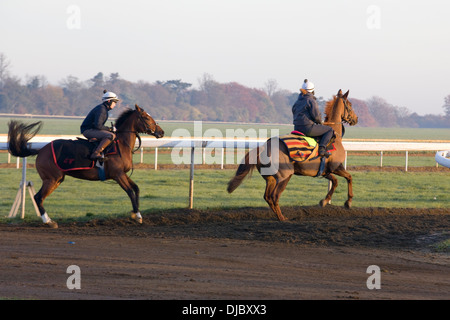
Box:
[435,150,450,168]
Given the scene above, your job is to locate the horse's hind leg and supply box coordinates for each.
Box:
[34,145,64,228]
[333,164,353,208]
[263,176,288,221]
[34,178,63,228]
[320,173,338,207]
[272,175,291,220]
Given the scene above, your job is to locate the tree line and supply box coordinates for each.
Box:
[0,54,448,127]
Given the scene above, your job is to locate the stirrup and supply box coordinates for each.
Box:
[90,152,104,161]
[318,147,328,157]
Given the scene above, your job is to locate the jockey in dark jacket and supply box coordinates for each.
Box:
[292,79,333,157]
[80,91,119,160]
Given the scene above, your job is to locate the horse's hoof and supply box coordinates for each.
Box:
[45,220,59,229]
[345,200,352,209]
[131,212,143,224]
[319,199,329,207]
[278,216,288,222]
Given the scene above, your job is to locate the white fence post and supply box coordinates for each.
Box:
[344,150,347,170]
[405,151,408,172]
[189,146,195,209]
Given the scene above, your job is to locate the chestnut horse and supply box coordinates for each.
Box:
[227,90,358,221]
[7,105,164,228]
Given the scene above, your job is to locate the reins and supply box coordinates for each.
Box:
[115,130,141,153]
[323,121,342,125]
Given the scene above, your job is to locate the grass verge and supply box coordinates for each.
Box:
[0,168,448,224]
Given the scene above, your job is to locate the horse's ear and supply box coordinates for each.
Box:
[337,89,343,96]
[135,104,142,111]
[343,90,349,99]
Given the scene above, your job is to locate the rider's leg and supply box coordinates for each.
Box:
[307,124,334,156]
[82,130,116,160]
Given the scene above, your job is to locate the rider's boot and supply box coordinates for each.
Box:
[90,139,112,160]
[318,146,327,157]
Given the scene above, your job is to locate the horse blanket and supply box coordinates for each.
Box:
[51,139,118,171]
[279,131,336,163]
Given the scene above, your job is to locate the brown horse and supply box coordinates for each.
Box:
[227,89,358,221]
[7,104,164,228]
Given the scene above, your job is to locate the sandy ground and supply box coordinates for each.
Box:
[0,206,448,300]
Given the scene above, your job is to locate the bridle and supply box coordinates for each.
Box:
[116,110,159,153]
[323,97,353,125]
[135,111,158,136]
[117,111,158,135]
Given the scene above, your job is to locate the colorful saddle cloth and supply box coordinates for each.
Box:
[279,131,335,163]
[51,139,118,171]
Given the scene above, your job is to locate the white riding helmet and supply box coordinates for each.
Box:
[301,79,315,93]
[102,91,119,102]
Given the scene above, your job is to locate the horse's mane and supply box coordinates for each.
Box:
[324,96,338,122]
[115,108,135,128]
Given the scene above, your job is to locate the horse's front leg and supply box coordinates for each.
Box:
[320,173,338,207]
[127,176,141,222]
[115,173,142,224]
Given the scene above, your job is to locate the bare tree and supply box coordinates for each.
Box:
[443,95,450,117]
[197,73,216,92]
[366,96,398,127]
[0,52,11,87]
[263,78,278,98]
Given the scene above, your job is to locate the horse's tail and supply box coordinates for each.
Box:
[227,147,259,193]
[7,120,42,157]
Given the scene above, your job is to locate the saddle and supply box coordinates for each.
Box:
[51,138,118,171]
[279,131,336,163]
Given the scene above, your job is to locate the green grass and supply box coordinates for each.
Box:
[0,168,448,224]
[0,117,83,135]
[433,238,450,252]
[1,116,450,140]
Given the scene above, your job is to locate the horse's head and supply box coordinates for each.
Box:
[134,104,165,138]
[338,90,358,126]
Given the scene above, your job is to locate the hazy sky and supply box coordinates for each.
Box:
[1,0,450,115]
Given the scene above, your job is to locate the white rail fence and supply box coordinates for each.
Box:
[1,137,449,214]
[2,136,450,170]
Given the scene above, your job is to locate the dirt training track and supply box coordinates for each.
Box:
[0,205,448,300]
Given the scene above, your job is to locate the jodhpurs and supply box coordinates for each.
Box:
[82,129,116,142]
[294,124,334,148]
